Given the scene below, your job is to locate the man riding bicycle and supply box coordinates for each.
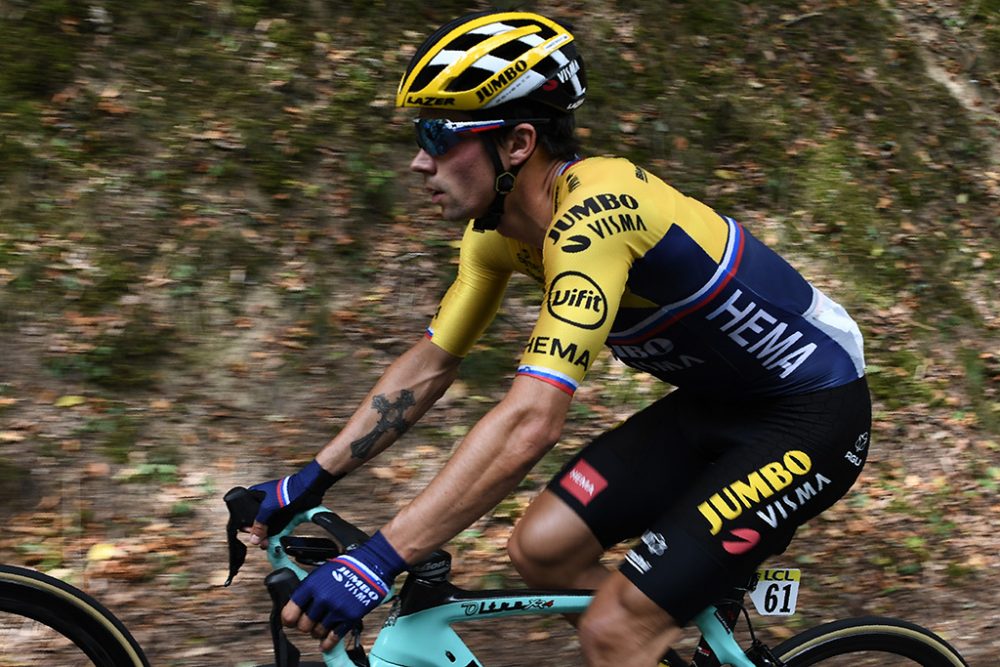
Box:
[242,11,872,666]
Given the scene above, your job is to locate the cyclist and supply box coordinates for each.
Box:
[243,11,872,666]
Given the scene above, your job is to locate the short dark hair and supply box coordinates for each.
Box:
[470,99,582,161]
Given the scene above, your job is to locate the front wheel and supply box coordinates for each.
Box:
[773,616,968,666]
[0,565,150,667]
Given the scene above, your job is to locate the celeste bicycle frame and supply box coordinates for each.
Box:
[254,506,758,667]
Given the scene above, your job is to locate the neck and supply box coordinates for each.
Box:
[499,150,565,248]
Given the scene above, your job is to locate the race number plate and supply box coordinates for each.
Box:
[749,568,800,616]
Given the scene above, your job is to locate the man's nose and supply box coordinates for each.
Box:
[410,149,435,173]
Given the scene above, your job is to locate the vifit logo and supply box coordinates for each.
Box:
[546,271,607,330]
[560,459,608,506]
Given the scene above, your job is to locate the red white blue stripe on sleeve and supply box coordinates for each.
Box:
[516,365,578,395]
[277,477,291,506]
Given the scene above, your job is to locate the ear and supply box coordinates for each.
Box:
[503,123,539,168]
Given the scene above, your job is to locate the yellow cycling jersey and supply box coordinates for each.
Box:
[425,157,865,397]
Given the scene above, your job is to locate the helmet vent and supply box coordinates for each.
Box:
[411,64,446,93]
[534,55,559,77]
[449,65,493,92]
[450,33,489,52]
[490,40,529,62]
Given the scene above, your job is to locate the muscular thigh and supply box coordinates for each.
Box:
[548,378,872,624]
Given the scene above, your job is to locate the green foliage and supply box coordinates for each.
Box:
[0,1,85,102]
[958,348,1000,432]
[75,409,140,463]
[0,0,995,439]
[458,338,519,395]
[345,148,399,218]
[865,348,936,410]
[46,308,174,389]
[117,463,180,484]
[0,459,36,513]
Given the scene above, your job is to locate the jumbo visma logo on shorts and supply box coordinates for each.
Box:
[546,271,607,330]
[697,450,832,536]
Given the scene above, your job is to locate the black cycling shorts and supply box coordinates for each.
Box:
[547,377,871,625]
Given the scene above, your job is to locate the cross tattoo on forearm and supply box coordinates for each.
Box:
[350,390,416,460]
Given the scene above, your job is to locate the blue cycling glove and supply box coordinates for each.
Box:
[291,531,406,637]
[249,459,338,535]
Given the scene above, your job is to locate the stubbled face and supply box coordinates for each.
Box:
[409,112,497,222]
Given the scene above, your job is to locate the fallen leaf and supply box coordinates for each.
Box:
[54,395,87,408]
[87,543,123,562]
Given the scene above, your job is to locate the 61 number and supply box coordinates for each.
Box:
[763,582,794,614]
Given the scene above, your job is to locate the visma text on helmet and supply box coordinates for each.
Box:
[556,59,581,84]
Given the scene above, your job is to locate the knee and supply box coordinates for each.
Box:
[508,514,587,588]
[507,520,552,582]
[578,609,680,665]
[577,607,623,658]
[508,491,605,588]
[578,574,682,664]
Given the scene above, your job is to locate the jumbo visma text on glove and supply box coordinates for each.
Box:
[291,531,407,637]
[249,459,338,535]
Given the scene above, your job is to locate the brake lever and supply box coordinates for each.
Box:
[222,486,264,586]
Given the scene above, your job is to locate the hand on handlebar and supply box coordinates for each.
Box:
[247,460,338,546]
[282,531,406,651]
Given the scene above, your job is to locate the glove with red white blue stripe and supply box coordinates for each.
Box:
[248,459,338,536]
[291,530,406,637]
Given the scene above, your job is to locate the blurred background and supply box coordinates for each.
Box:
[1,0,997,664]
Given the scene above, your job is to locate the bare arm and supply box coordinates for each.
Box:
[381,374,572,563]
[317,336,462,475]
[250,337,460,543]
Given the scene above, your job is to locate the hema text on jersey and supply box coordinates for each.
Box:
[705,288,817,379]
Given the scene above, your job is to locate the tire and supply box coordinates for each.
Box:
[773,616,969,667]
[0,565,150,667]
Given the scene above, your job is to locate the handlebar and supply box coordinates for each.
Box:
[223,487,375,666]
[223,486,372,585]
[222,485,457,667]
[223,485,452,581]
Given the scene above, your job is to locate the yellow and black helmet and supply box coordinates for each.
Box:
[396,10,586,114]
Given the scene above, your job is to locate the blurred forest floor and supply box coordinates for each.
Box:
[0,0,998,665]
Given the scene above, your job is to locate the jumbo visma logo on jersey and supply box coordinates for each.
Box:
[546,271,607,330]
[548,193,646,253]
